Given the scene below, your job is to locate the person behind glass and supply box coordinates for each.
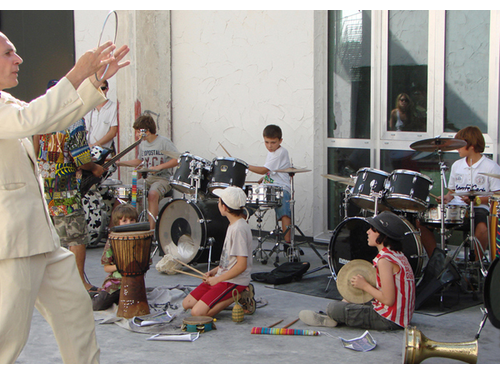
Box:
[299,211,415,330]
[417,126,500,260]
[0,30,130,363]
[83,79,118,153]
[116,115,179,230]
[389,93,415,131]
[182,186,256,317]
[248,124,292,244]
[92,204,138,311]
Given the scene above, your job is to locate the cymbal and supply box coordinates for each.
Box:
[453,190,493,197]
[480,172,500,180]
[321,174,355,186]
[136,168,159,173]
[336,259,376,304]
[161,150,181,159]
[275,167,311,174]
[410,137,467,152]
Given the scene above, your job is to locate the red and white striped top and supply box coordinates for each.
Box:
[371,248,415,327]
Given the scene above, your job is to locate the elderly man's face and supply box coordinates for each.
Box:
[0,33,23,91]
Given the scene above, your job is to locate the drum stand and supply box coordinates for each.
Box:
[251,206,276,264]
[442,195,489,287]
[281,171,328,267]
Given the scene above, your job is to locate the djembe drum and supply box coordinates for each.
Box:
[109,229,154,318]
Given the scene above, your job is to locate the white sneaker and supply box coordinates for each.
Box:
[299,310,337,327]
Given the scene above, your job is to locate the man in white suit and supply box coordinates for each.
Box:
[0,32,129,363]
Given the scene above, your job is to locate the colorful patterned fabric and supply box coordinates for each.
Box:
[37,119,91,216]
[100,239,122,294]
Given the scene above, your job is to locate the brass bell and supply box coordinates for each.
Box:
[404,326,478,364]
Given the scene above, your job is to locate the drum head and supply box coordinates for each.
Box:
[329,216,424,279]
[484,257,500,329]
[156,199,228,263]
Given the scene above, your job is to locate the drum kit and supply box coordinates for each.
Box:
[326,136,496,294]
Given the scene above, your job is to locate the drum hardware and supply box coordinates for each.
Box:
[439,191,491,281]
[350,168,390,212]
[170,153,211,197]
[207,157,248,193]
[273,166,328,269]
[410,137,466,253]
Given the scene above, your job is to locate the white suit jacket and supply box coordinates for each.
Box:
[0,78,105,260]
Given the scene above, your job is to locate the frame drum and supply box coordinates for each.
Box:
[156,199,229,264]
[328,216,425,280]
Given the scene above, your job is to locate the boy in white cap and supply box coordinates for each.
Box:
[182,186,256,316]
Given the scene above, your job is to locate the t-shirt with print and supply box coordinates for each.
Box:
[138,135,179,180]
[448,155,500,210]
[216,218,253,286]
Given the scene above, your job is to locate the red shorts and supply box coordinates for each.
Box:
[190,282,247,308]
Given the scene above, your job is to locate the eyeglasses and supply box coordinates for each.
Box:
[400,98,409,103]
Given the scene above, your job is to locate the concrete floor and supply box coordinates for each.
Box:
[13,236,500,365]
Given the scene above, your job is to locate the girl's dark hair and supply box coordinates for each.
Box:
[375,232,403,252]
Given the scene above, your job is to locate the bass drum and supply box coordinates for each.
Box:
[156,199,229,264]
[328,216,425,281]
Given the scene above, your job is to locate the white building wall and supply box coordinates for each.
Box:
[73,10,319,237]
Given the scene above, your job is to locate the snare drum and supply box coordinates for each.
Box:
[170,153,211,195]
[244,183,283,207]
[207,157,248,193]
[419,204,467,227]
[350,168,389,212]
[385,170,433,213]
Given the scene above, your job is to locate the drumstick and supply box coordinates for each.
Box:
[172,258,206,277]
[283,319,300,329]
[429,193,440,200]
[174,269,206,280]
[218,142,232,157]
[267,319,284,328]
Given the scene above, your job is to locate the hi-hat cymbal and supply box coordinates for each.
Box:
[453,190,493,197]
[410,137,467,152]
[136,168,159,173]
[480,172,500,180]
[275,167,311,174]
[321,174,355,186]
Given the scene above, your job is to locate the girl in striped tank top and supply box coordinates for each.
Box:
[299,211,415,330]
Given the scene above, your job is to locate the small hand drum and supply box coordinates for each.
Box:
[109,229,154,318]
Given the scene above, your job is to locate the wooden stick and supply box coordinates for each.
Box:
[174,269,205,280]
[218,142,232,157]
[267,319,283,328]
[283,318,299,329]
[172,258,206,277]
[429,193,440,200]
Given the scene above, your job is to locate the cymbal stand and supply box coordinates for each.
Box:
[437,150,448,251]
[137,170,162,258]
[282,171,328,267]
[440,194,488,287]
[251,206,276,264]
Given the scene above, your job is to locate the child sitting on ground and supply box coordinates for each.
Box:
[92,204,139,311]
[182,186,256,317]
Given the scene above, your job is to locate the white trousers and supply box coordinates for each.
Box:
[0,247,100,363]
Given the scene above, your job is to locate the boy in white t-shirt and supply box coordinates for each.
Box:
[182,186,255,317]
[418,126,500,260]
[249,125,292,243]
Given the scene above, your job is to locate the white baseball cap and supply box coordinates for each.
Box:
[212,186,247,210]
